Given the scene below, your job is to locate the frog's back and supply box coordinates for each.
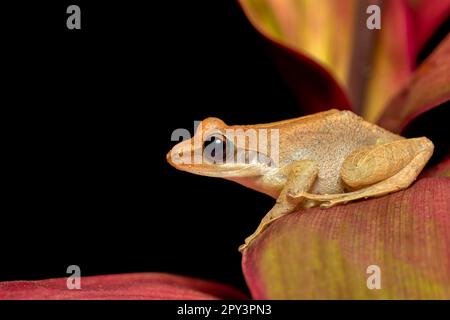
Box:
[277,110,403,194]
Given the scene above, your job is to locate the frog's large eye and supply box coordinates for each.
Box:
[203,134,233,163]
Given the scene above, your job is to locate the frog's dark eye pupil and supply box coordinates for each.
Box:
[203,135,231,163]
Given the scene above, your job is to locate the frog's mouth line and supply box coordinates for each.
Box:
[167,148,277,177]
[185,164,271,178]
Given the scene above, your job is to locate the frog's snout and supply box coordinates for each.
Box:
[166,148,182,167]
[167,139,195,169]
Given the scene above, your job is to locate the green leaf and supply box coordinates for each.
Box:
[242,178,450,299]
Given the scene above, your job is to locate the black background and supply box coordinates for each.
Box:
[2,0,299,293]
[2,1,448,295]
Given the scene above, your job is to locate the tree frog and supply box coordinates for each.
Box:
[167,110,434,251]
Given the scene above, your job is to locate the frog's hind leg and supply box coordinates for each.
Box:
[289,137,434,208]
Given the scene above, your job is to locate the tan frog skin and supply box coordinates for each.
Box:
[167,109,434,251]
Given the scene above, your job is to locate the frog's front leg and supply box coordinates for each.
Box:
[238,160,318,252]
[289,137,434,208]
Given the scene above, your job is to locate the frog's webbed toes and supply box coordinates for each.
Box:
[320,202,332,209]
[238,243,247,252]
[287,191,304,200]
[319,200,346,209]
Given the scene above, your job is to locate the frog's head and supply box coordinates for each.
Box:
[167,117,277,178]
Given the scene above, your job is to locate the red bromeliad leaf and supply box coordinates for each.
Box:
[238,0,360,90]
[422,156,450,178]
[263,40,351,114]
[242,178,450,299]
[238,0,450,122]
[378,34,450,134]
[238,0,357,114]
[0,273,247,300]
[362,0,412,122]
[408,0,450,53]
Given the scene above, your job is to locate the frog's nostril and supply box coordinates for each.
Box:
[178,151,183,158]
